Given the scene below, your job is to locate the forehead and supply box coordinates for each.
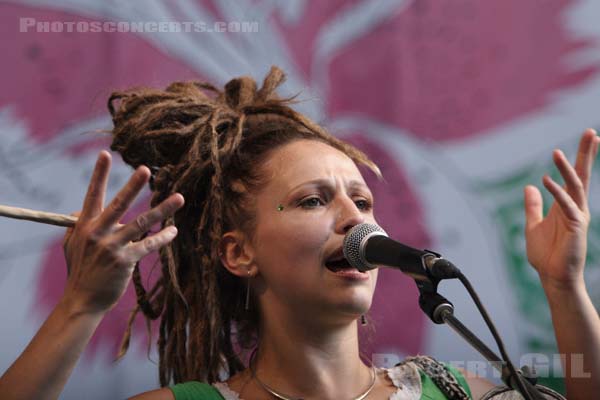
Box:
[261,139,365,190]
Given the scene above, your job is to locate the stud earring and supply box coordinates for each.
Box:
[360,314,367,326]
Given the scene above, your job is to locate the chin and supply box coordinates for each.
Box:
[334,292,373,319]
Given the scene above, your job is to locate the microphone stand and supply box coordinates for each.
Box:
[416,280,548,400]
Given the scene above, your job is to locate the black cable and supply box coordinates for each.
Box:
[456,271,533,400]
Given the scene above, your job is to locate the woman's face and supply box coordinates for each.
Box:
[248,139,379,326]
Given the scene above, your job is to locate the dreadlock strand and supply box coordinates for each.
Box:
[205,110,229,380]
[256,65,285,103]
[131,261,158,319]
[116,303,140,361]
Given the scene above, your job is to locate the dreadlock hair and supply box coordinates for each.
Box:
[107,66,381,386]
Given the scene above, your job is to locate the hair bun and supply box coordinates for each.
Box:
[108,66,290,195]
[108,79,225,172]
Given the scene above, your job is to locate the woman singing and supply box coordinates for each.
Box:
[1,67,598,399]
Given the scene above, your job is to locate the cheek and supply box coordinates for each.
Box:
[277,222,328,260]
[255,213,332,271]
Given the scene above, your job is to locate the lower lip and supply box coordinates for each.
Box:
[327,268,370,281]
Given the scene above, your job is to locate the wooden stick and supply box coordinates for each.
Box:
[0,204,77,227]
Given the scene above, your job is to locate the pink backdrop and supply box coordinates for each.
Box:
[1,0,600,397]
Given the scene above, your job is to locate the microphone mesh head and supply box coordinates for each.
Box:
[343,223,388,271]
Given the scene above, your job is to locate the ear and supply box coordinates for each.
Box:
[219,230,258,278]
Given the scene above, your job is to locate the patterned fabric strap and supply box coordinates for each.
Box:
[397,355,471,400]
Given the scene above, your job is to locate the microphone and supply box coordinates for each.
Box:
[342,223,460,282]
[344,225,556,400]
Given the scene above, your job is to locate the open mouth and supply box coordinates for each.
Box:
[325,255,355,272]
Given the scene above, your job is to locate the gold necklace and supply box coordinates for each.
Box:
[249,349,377,400]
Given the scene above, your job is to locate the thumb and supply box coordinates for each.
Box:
[63,211,82,276]
[63,211,82,248]
[524,185,543,232]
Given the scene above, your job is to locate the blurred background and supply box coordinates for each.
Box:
[1,0,599,397]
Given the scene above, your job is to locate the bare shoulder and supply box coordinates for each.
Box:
[456,367,497,400]
[128,387,175,400]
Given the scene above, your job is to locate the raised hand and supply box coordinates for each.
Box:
[524,130,600,398]
[0,151,185,400]
[524,128,599,289]
[62,150,184,314]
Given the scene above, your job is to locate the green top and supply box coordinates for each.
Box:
[170,381,226,400]
[169,363,472,399]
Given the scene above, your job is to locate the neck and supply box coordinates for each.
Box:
[252,305,372,400]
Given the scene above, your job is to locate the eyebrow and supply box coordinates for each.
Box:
[288,178,371,194]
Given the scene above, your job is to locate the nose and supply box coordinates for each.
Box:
[335,196,365,234]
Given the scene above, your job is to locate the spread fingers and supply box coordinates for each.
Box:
[111,193,184,244]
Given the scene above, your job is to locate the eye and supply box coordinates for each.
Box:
[299,196,325,209]
[354,199,372,211]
